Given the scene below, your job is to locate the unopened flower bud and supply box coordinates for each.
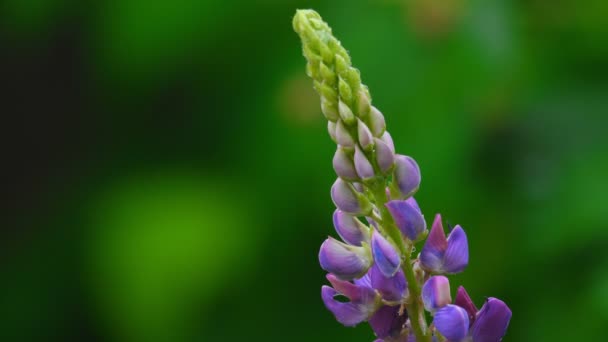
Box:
[354,146,375,180]
[333,148,358,180]
[333,209,369,246]
[328,121,337,143]
[422,276,452,312]
[331,178,373,215]
[336,119,355,148]
[393,155,421,199]
[339,100,356,125]
[371,230,401,277]
[380,131,395,153]
[321,98,339,122]
[368,106,386,137]
[455,286,478,324]
[374,138,394,174]
[357,87,371,118]
[319,237,372,280]
[357,119,374,151]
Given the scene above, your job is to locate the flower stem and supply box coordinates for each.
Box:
[369,180,431,342]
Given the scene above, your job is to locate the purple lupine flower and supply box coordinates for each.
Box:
[322,274,380,326]
[420,214,469,274]
[335,119,355,148]
[319,237,372,280]
[354,145,375,179]
[380,131,395,153]
[368,305,407,340]
[455,286,478,325]
[422,276,452,312]
[371,230,401,277]
[385,199,427,240]
[393,155,421,199]
[369,264,407,301]
[470,298,512,342]
[374,137,395,174]
[333,209,369,246]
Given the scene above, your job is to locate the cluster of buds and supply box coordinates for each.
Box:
[293,9,511,342]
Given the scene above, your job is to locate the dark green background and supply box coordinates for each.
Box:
[1,0,607,341]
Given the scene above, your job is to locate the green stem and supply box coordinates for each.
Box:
[369,180,431,342]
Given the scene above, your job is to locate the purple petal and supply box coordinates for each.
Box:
[354,146,375,179]
[471,298,512,342]
[369,305,407,339]
[326,274,377,303]
[321,286,371,326]
[455,286,478,326]
[333,148,358,180]
[331,178,371,215]
[434,304,470,341]
[319,237,372,280]
[386,200,427,240]
[422,276,452,312]
[333,210,369,246]
[374,137,395,174]
[406,197,420,213]
[358,119,374,151]
[371,230,401,277]
[354,270,372,289]
[443,225,469,274]
[370,264,407,301]
[420,214,447,273]
[393,155,421,199]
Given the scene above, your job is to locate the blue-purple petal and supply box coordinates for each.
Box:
[371,230,401,277]
[319,237,372,280]
[386,200,427,240]
[333,209,368,246]
[370,264,407,301]
[422,276,452,312]
[434,304,470,341]
[471,298,512,342]
[393,155,421,198]
[443,225,469,274]
[321,286,370,326]
[368,305,407,339]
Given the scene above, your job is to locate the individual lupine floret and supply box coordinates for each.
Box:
[333,147,358,180]
[331,178,373,215]
[392,155,421,199]
[420,214,469,274]
[319,237,372,280]
[433,286,512,342]
[385,199,427,240]
[374,137,395,174]
[322,274,380,326]
[422,276,452,312]
[354,145,375,179]
[333,209,370,246]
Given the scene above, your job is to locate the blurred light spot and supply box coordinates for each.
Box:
[404,0,466,40]
[277,73,320,125]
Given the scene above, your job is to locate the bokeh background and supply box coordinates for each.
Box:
[1,0,607,341]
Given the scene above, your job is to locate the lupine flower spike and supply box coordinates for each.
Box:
[293,9,511,341]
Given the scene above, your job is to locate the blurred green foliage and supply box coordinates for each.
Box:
[0,0,607,341]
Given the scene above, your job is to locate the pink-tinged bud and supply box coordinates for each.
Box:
[380,131,395,153]
[328,121,337,143]
[354,146,375,180]
[331,178,373,215]
[371,230,401,277]
[321,98,339,122]
[434,305,470,341]
[333,210,369,246]
[357,119,374,151]
[422,276,452,312]
[333,148,358,180]
[368,106,386,137]
[393,155,421,199]
[319,237,373,280]
[339,100,356,125]
[322,275,379,326]
[336,119,355,148]
[471,298,512,342]
[374,138,395,174]
[385,200,427,241]
[420,214,469,274]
